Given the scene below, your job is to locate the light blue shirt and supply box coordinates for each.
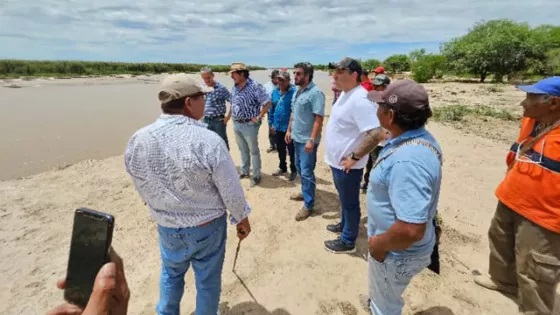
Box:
[290,82,325,144]
[367,127,442,257]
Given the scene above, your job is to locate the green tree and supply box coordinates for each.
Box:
[361,58,382,71]
[410,50,447,83]
[441,19,543,82]
[383,54,411,73]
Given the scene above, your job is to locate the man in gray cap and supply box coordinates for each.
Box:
[362,79,442,315]
[124,73,252,315]
[264,69,280,153]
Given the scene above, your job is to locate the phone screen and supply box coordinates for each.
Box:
[64,209,113,307]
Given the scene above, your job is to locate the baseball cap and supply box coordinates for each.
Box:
[270,69,280,78]
[373,74,391,86]
[328,57,363,76]
[517,76,560,97]
[368,79,429,113]
[277,71,291,81]
[158,73,213,104]
[374,66,385,74]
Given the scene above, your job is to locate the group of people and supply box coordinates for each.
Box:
[48,59,560,315]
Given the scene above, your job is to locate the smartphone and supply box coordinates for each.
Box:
[64,208,114,308]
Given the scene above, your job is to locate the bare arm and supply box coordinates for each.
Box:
[370,220,427,253]
[258,101,272,119]
[352,126,387,158]
[309,114,324,140]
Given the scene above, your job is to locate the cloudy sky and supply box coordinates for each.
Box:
[0,0,557,67]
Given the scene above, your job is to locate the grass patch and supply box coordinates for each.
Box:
[433,104,519,122]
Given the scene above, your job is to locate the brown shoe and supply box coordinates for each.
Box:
[290,192,304,201]
[474,275,518,295]
[295,207,313,221]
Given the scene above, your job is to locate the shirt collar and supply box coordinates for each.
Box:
[298,81,315,93]
[385,126,428,147]
[234,78,254,91]
[158,113,207,128]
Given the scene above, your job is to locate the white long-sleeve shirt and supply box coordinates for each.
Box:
[124,114,251,228]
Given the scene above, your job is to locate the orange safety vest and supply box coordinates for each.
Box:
[495,117,560,234]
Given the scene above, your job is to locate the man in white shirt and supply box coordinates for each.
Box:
[124,74,252,315]
[323,58,387,254]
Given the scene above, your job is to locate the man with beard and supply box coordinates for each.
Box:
[285,62,326,221]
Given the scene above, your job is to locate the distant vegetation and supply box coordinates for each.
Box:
[433,105,520,123]
[317,19,560,83]
[0,60,265,78]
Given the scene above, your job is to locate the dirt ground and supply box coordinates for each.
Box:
[0,74,557,314]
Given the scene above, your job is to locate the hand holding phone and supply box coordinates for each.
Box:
[48,248,130,315]
[63,208,114,308]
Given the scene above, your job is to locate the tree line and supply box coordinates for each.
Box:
[0,60,265,78]
[317,19,560,83]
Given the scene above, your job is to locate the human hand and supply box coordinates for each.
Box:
[269,127,276,135]
[251,116,261,124]
[304,140,314,153]
[47,249,130,315]
[285,131,292,144]
[339,156,357,173]
[368,236,387,263]
[236,218,251,241]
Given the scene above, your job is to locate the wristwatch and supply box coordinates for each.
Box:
[350,152,361,161]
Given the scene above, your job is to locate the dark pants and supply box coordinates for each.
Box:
[331,166,363,246]
[274,131,296,173]
[267,113,276,149]
[362,145,384,190]
[203,116,229,150]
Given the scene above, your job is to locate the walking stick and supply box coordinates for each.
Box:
[232,239,241,272]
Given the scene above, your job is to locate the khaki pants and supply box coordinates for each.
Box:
[489,202,560,314]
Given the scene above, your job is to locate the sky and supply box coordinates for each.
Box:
[0,0,558,67]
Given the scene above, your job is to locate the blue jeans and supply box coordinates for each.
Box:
[233,121,261,178]
[368,253,431,315]
[331,166,363,246]
[294,141,318,209]
[156,215,227,315]
[203,116,229,150]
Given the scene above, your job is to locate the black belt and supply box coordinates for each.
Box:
[205,115,225,120]
[233,118,252,123]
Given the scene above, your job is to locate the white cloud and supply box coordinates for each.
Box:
[0,0,557,66]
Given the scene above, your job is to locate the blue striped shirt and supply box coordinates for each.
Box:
[204,82,230,117]
[231,78,270,120]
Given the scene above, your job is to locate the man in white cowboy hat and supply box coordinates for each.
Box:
[229,62,272,187]
[124,73,252,315]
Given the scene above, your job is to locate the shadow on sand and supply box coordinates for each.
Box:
[188,302,292,315]
[414,306,456,315]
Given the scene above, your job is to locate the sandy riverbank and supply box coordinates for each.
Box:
[0,71,557,314]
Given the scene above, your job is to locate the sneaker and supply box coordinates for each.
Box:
[239,173,250,179]
[473,275,518,295]
[290,192,304,201]
[326,222,342,234]
[288,172,297,182]
[266,146,276,153]
[272,169,286,176]
[359,294,371,314]
[250,176,261,187]
[295,207,313,221]
[324,238,356,254]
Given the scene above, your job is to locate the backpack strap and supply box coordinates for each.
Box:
[373,138,442,170]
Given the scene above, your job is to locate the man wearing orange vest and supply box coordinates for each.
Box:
[474,76,560,314]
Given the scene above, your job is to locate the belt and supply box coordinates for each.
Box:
[233,118,252,123]
[205,115,225,120]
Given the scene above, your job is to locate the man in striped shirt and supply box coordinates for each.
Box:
[201,67,231,149]
[229,62,272,187]
[124,73,252,315]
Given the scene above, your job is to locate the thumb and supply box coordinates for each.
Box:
[83,263,117,315]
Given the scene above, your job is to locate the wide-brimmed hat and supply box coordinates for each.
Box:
[229,62,248,74]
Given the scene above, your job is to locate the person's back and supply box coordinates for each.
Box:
[126,116,236,227]
[124,73,252,315]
